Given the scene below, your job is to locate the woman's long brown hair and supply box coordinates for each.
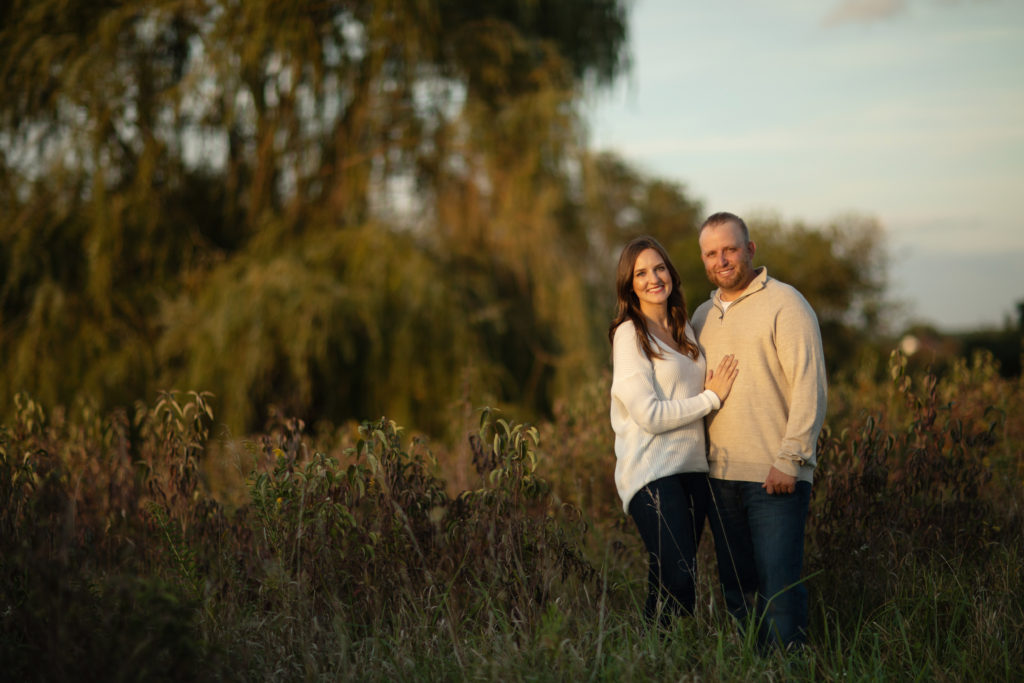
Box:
[608,236,699,360]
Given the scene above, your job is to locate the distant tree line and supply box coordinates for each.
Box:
[0,0,888,434]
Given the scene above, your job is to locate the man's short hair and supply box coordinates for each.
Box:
[701,212,750,243]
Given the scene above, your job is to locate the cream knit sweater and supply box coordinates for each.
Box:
[610,320,721,512]
[692,268,827,484]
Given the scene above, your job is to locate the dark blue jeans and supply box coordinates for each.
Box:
[707,478,811,650]
[628,473,710,626]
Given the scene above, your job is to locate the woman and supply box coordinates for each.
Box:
[609,235,738,625]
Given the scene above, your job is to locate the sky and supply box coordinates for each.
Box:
[588,0,1024,332]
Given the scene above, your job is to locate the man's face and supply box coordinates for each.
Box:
[699,221,756,299]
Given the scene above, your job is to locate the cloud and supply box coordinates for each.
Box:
[822,0,996,27]
[823,0,908,26]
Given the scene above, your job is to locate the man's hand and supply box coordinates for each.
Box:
[763,466,796,495]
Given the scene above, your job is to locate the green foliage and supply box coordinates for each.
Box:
[238,409,596,631]
[1,570,205,682]
[1,365,1023,678]
[809,349,1022,653]
[0,0,904,437]
[0,0,630,433]
[537,368,619,521]
[578,151,706,312]
[157,225,488,432]
[0,391,217,680]
[751,212,887,326]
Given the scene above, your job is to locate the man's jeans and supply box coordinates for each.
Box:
[708,478,811,650]
[628,473,710,626]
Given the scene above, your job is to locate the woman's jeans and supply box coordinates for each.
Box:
[628,473,710,625]
[708,478,811,650]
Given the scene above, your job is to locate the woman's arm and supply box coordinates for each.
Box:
[611,323,722,434]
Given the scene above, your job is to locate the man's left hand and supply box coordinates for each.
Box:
[763,466,796,495]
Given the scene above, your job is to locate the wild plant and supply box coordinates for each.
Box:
[812,351,1010,566]
[245,413,447,618]
[2,365,1020,679]
[0,392,216,679]
[239,407,597,634]
[808,348,1023,659]
[452,408,597,617]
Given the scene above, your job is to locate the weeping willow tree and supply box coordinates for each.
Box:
[0,1,890,433]
[0,0,634,433]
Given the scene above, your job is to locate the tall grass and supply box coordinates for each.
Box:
[1,352,1021,680]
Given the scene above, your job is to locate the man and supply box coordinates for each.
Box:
[691,212,827,651]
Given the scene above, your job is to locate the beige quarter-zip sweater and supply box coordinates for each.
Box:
[691,268,827,484]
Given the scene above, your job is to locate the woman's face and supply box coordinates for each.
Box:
[631,248,672,312]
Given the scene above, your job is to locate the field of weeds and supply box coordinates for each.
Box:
[2,352,1022,681]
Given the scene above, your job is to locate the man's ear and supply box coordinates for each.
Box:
[748,240,756,257]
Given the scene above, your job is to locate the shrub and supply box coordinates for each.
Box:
[809,350,1021,614]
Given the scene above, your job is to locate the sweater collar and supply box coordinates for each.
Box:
[712,267,768,310]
